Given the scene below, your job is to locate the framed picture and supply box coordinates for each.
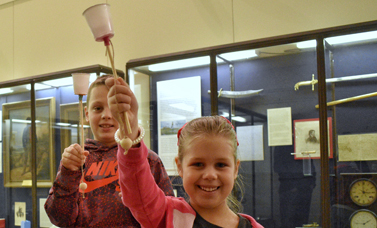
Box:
[293,117,333,159]
[60,102,92,153]
[2,97,56,187]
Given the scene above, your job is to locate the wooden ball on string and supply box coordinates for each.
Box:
[120,137,132,151]
[79,182,87,191]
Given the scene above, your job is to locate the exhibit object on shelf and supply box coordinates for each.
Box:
[157,76,201,175]
[290,151,316,176]
[315,91,377,108]
[294,72,377,91]
[14,202,26,226]
[338,133,377,161]
[349,209,377,228]
[349,178,377,207]
[39,198,53,227]
[237,125,264,161]
[267,107,292,146]
[293,118,333,159]
[2,98,55,187]
[0,218,5,228]
[208,88,263,98]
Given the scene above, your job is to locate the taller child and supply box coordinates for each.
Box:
[106,77,263,228]
[45,75,174,227]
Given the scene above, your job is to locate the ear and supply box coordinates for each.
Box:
[234,159,240,179]
[84,106,89,122]
[175,157,183,177]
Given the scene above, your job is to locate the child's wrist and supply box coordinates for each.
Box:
[114,125,145,147]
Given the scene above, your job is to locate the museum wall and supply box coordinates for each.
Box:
[1,0,377,82]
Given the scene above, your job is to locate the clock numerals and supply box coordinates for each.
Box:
[350,179,377,207]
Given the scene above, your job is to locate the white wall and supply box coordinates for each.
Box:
[1,0,377,82]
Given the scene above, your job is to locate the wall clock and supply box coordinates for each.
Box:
[349,178,377,207]
[350,209,377,228]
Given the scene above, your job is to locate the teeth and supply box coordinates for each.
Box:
[200,186,218,192]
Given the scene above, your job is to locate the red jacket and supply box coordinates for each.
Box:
[45,139,173,227]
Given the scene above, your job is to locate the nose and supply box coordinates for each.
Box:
[101,107,112,119]
[202,166,217,180]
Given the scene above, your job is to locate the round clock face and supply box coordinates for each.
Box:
[350,210,377,228]
[350,179,377,206]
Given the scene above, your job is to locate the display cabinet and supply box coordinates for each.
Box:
[126,20,377,228]
[0,65,124,228]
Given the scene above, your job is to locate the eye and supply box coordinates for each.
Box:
[216,163,228,168]
[93,106,102,112]
[191,162,203,167]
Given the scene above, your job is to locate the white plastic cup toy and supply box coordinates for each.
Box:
[72,73,90,95]
[83,3,114,45]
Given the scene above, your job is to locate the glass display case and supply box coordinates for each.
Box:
[1,20,377,228]
[126,20,377,228]
[0,65,124,228]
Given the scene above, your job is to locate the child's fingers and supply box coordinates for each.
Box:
[105,77,128,89]
[104,77,116,88]
[61,144,86,171]
[83,150,90,156]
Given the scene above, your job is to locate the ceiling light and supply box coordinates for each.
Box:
[297,31,377,49]
[218,50,257,61]
[148,50,258,72]
[26,83,52,91]
[56,122,71,126]
[43,77,73,87]
[148,56,210,72]
[11,119,41,123]
[296,40,317,49]
[220,112,247,122]
[0,88,13,95]
[326,30,377,45]
[231,116,247,122]
[42,73,101,88]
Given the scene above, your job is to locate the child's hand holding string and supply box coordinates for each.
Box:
[62,144,89,171]
[105,77,139,143]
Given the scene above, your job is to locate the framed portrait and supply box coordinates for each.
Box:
[60,102,92,153]
[2,97,56,187]
[293,117,333,159]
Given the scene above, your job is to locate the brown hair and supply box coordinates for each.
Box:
[86,74,114,106]
[177,116,244,213]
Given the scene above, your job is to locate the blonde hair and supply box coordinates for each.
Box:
[177,116,244,213]
[86,74,114,106]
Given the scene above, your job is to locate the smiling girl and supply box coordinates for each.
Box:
[107,78,263,228]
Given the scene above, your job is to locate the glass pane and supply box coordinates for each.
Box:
[130,57,211,200]
[131,56,211,175]
[1,69,114,227]
[324,30,377,228]
[1,84,33,226]
[217,42,321,227]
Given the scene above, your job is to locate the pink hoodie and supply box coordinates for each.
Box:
[117,141,264,228]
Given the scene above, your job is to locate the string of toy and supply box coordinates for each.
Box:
[78,95,87,197]
[105,40,133,151]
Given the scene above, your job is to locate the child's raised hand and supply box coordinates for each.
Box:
[61,144,89,171]
[105,77,139,141]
